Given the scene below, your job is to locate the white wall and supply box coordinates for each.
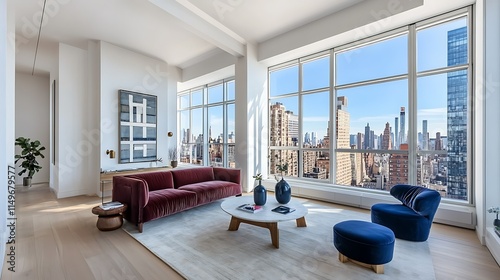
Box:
[483,0,500,263]
[87,40,101,200]
[55,43,94,198]
[0,0,16,273]
[99,41,176,177]
[49,46,59,193]
[15,73,50,185]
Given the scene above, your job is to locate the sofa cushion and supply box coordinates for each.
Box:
[171,167,215,188]
[142,189,198,223]
[127,171,174,191]
[178,181,241,205]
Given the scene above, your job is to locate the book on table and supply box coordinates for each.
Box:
[271,205,296,214]
[237,203,263,213]
[100,201,124,210]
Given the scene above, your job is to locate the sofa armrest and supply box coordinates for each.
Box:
[213,167,241,185]
[112,176,149,224]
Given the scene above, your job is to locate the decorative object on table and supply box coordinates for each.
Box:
[14,137,46,187]
[92,203,128,231]
[272,205,296,214]
[100,201,124,210]
[169,146,178,168]
[237,203,263,213]
[274,159,291,204]
[487,206,500,227]
[119,89,157,163]
[252,173,266,206]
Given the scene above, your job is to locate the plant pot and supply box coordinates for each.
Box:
[23,177,31,187]
[171,160,178,168]
[253,180,267,206]
[275,178,291,204]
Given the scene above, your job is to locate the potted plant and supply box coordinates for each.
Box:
[14,137,46,186]
[168,146,178,168]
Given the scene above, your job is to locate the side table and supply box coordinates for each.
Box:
[91,204,127,231]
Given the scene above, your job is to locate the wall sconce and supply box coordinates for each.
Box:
[168,131,173,137]
[106,149,115,159]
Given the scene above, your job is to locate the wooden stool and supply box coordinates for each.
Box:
[92,204,127,231]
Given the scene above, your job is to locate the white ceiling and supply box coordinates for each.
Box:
[13,0,364,75]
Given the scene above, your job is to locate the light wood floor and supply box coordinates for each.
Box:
[2,184,499,280]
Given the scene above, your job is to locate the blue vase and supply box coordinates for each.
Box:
[253,181,267,206]
[275,178,291,204]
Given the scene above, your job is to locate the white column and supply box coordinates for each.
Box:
[483,0,500,263]
[234,44,268,192]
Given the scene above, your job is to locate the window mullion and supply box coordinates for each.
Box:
[298,61,303,178]
[408,24,418,185]
[330,49,336,184]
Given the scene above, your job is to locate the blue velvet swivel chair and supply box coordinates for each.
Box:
[371,184,441,242]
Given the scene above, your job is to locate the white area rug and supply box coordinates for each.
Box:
[123,198,435,280]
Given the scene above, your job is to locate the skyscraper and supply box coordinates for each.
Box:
[399,107,406,146]
[382,122,392,150]
[269,102,298,176]
[287,111,299,146]
[364,123,371,149]
[304,132,311,144]
[336,96,352,185]
[357,132,364,150]
[388,143,422,187]
[435,132,442,151]
[394,117,399,149]
[447,26,468,200]
[422,120,428,150]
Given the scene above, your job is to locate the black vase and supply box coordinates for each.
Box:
[253,181,267,206]
[275,178,291,204]
[494,218,500,227]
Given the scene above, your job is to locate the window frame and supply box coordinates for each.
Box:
[178,78,236,168]
[267,7,473,204]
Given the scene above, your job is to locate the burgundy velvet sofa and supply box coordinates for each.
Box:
[112,167,242,232]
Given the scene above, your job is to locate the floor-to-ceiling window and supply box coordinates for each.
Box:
[269,53,330,180]
[178,79,236,168]
[268,8,472,202]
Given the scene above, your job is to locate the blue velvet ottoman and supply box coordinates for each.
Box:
[333,220,395,274]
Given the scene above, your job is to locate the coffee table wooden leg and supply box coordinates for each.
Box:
[296,216,307,227]
[268,223,279,249]
[228,216,241,231]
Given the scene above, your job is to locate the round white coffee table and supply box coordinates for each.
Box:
[220,196,308,248]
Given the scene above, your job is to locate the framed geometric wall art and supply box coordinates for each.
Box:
[118,90,157,163]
